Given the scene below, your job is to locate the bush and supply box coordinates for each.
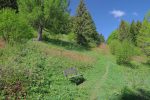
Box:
[116,40,134,65]
[67,32,76,42]
[0,9,33,44]
[107,30,119,44]
[109,40,120,55]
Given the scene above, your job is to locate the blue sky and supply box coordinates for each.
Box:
[69,0,150,39]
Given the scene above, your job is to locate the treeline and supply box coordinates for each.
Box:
[107,12,150,64]
[0,0,104,47]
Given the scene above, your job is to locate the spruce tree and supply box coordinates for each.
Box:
[130,20,137,44]
[74,0,99,47]
[129,20,142,45]
[118,20,130,41]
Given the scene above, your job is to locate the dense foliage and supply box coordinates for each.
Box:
[0,9,33,43]
[137,19,150,63]
[108,11,150,64]
[107,30,118,44]
[116,40,134,64]
[118,20,130,42]
[19,0,70,41]
[0,0,18,12]
[109,40,120,55]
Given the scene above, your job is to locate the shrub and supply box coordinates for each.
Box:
[107,30,119,44]
[116,40,134,65]
[109,40,120,55]
[0,9,33,44]
[67,32,76,42]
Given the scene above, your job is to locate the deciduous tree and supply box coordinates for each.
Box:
[19,0,70,41]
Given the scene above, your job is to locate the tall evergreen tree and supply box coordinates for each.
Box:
[19,0,70,41]
[118,20,130,41]
[74,0,99,47]
[129,20,142,45]
[130,20,137,45]
[135,21,142,45]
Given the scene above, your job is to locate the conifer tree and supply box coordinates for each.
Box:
[129,20,142,45]
[130,20,137,45]
[118,20,130,41]
[74,0,99,47]
[135,21,142,45]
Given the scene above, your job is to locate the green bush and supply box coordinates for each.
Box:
[116,40,134,65]
[107,30,119,44]
[109,40,120,55]
[0,9,33,44]
[67,32,76,42]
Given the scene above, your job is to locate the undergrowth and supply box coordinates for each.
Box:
[0,41,94,99]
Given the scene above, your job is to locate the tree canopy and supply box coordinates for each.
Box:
[19,0,70,41]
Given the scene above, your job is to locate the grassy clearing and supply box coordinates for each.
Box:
[0,41,150,100]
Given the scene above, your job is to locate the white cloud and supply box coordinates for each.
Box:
[133,12,138,16]
[110,10,125,18]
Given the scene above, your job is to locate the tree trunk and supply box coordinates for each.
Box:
[37,25,43,41]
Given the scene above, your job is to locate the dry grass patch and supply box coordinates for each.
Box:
[93,43,110,55]
[132,56,147,63]
[44,48,95,63]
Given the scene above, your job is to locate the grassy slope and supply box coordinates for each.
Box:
[77,44,150,100]
[0,41,150,100]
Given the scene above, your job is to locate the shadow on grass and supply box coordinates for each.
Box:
[123,61,150,69]
[119,87,150,100]
[44,38,90,51]
[123,63,140,69]
[112,87,150,100]
[117,62,140,69]
[142,62,150,68]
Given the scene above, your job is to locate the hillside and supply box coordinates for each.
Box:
[0,0,150,99]
[0,41,150,99]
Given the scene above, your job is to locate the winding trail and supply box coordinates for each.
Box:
[78,44,111,100]
[89,44,110,100]
[90,62,109,100]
